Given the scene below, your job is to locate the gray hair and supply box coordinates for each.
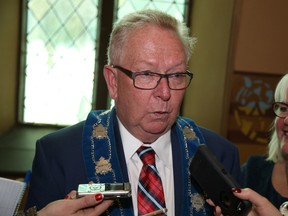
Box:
[106,9,196,65]
[267,74,288,162]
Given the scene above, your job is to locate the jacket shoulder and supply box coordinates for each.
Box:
[38,121,85,150]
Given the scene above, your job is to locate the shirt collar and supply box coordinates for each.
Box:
[117,117,172,168]
[150,131,171,168]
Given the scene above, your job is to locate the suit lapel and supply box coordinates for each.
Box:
[171,126,184,215]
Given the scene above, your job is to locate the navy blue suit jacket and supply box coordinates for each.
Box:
[25,118,241,214]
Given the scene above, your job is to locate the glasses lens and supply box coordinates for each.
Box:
[133,71,192,90]
[134,73,159,89]
[168,73,191,90]
[274,102,288,118]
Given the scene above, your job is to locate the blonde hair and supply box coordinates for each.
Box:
[107,9,196,65]
[267,74,288,162]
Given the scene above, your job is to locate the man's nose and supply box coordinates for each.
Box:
[154,77,171,100]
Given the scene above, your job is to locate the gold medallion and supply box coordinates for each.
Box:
[95,157,112,174]
[183,127,196,140]
[191,193,205,212]
[92,124,107,139]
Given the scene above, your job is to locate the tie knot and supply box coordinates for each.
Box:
[137,146,155,165]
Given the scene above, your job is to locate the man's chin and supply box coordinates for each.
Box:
[144,123,169,135]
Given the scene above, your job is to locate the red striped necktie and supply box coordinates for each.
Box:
[137,146,166,215]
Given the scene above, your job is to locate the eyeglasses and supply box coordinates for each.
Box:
[273,102,288,118]
[112,65,193,90]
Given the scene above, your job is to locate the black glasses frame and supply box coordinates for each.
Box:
[112,65,193,90]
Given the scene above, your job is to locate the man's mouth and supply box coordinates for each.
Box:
[153,111,168,118]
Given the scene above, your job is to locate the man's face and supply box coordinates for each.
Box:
[105,25,187,143]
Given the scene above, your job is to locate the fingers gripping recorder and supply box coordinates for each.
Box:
[77,182,131,199]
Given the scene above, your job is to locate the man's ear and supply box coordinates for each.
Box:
[103,65,118,99]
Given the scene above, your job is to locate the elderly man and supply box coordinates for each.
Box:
[25,9,241,215]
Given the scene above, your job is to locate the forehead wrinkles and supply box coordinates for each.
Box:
[120,26,185,66]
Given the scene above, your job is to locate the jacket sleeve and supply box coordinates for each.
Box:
[25,122,88,210]
[25,139,64,210]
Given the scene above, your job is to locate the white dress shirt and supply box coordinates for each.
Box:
[118,119,175,216]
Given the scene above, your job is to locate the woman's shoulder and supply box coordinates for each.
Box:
[246,155,271,164]
[242,155,273,172]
